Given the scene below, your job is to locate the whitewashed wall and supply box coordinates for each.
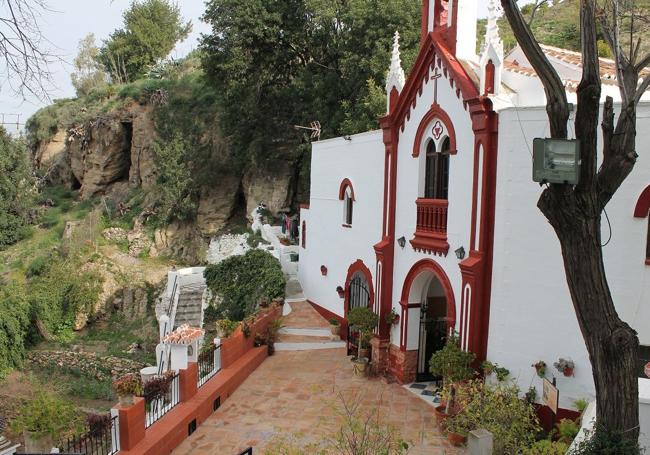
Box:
[299,131,385,317]
[389,63,478,349]
[488,103,650,409]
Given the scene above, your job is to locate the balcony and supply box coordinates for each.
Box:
[410,198,450,256]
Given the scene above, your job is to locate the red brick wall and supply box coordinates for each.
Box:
[220,305,281,369]
[388,344,418,384]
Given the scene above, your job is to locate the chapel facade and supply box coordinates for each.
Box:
[298,0,650,417]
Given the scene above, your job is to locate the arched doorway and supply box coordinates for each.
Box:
[400,259,456,382]
[344,260,374,356]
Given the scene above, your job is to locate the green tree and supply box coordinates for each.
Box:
[204,250,286,321]
[0,128,34,248]
[0,283,31,377]
[200,0,420,162]
[99,0,191,82]
[71,34,109,97]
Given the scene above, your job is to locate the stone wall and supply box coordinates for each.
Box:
[27,351,147,381]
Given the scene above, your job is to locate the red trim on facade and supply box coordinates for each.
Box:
[307,300,347,341]
[339,178,356,201]
[412,104,458,157]
[398,259,457,351]
[421,0,430,45]
[299,203,310,210]
[344,260,375,315]
[634,185,650,218]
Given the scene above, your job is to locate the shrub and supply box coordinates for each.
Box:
[556,418,580,444]
[143,376,172,404]
[570,424,642,454]
[346,307,378,358]
[204,250,286,321]
[446,380,540,454]
[113,373,143,396]
[9,390,84,442]
[215,319,239,338]
[522,440,569,455]
[0,283,31,377]
[428,332,475,385]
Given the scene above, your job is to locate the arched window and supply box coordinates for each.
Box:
[634,185,650,265]
[485,59,495,95]
[344,187,354,225]
[339,179,355,227]
[424,138,450,200]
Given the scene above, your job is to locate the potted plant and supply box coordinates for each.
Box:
[428,332,475,423]
[358,333,372,359]
[444,407,471,447]
[329,318,341,336]
[385,308,400,326]
[346,307,379,376]
[113,373,143,406]
[216,319,239,338]
[554,358,575,377]
[336,286,345,298]
[532,360,547,378]
[143,375,172,411]
[10,390,83,452]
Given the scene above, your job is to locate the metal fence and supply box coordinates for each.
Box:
[63,414,119,455]
[145,373,180,428]
[197,344,221,388]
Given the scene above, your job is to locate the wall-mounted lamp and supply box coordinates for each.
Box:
[397,236,406,248]
[454,246,466,260]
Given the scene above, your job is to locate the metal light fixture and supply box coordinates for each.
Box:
[455,246,466,260]
[397,236,406,248]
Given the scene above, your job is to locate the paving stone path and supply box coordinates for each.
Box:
[172,300,463,455]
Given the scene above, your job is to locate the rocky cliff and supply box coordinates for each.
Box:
[32,100,308,262]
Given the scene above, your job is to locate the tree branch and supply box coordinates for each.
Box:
[501,0,569,138]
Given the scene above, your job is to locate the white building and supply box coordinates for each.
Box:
[299,0,650,421]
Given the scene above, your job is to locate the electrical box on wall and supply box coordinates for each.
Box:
[533,138,581,185]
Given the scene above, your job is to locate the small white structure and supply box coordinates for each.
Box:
[162,324,204,372]
[298,0,650,430]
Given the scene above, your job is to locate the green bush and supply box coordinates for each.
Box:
[204,250,285,321]
[556,418,580,444]
[522,440,569,455]
[446,380,540,454]
[429,332,475,385]
[9,390,84,441]
[570,424,642,454]
[0,284,31,377]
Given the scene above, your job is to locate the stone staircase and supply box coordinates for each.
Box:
[275,301,346,351]
[173,284,206,329]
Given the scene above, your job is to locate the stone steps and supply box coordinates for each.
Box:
[275,341,347,351]
[173,287,205,329]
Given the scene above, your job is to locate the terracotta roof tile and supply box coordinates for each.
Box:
[163,324,204,345]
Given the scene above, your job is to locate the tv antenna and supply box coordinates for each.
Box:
[0,113,23,133]
[294,121,321,141]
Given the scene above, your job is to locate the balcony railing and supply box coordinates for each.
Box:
[411,198,449,256]
[415,198,448,235]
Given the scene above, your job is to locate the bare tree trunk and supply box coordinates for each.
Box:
[502,0,642,444]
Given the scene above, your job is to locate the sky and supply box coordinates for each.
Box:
[0,1,493,133]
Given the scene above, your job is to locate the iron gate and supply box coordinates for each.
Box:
[347,274,370,355]
[416,301,448,382]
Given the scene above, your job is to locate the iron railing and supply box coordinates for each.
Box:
[197,343,221,387]
[144,373,180,428]
[63,414,119,455]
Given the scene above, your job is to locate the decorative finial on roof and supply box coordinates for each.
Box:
[386,30,406,93]
[482,0,503,57]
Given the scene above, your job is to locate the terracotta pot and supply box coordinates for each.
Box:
[563,367,574,377]
[119,394,135,407]
[434,404,450,427]
[358,347,370,359]
[447,431,467,446]
[330,325,340,336]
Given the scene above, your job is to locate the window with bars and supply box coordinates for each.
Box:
[344,188,353,226]
[424,138,450,200]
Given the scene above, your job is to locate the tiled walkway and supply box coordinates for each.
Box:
[172,348,463,455]
[280,300,330,329]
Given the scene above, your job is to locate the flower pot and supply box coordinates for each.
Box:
[351,357,368,377]
[447,431,467,446]
[434,404,451,428]
[272,297,285,306]
[119,394,135,407]
[563,367,574,377]
[330,325,340,336]
[358,347,370,359]
[24,431,54,453]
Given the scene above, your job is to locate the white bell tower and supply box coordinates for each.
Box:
[422,0,477,62]
[479,0,504,96]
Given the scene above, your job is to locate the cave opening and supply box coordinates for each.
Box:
[71,174,81,191]
[120,122,133,181]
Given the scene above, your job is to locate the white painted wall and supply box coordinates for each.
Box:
[389,62,478,349]
[488,103,650,409]
[299,131,385,317]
